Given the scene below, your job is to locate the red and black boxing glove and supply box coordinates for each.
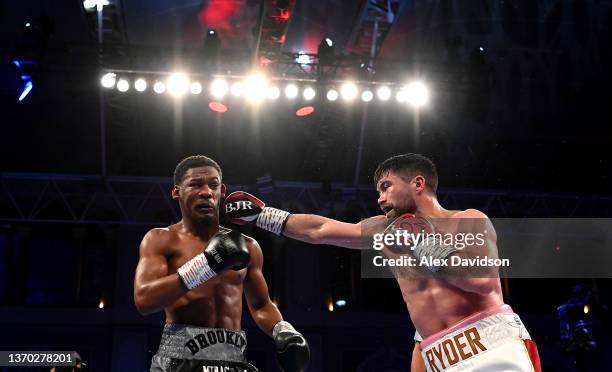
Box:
[224,191,291,235]
[224,191,266,225]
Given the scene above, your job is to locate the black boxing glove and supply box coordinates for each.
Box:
[224,191,290,235]
[273,321,310,372]
[177,229,250,290]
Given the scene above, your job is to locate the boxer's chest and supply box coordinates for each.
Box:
[170,237,247,286]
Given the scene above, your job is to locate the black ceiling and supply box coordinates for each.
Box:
[1,0,611,194]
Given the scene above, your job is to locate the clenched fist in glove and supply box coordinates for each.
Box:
[177,229,250,290]
[224,191,291,235]
[273,321,310,372]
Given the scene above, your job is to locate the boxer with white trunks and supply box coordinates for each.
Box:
[134,155,309,372]
[223,153,541,371]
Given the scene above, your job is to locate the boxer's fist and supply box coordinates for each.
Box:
[178,230,250,290]
[224,191,291,235]
[273,321,310,372]
[224,191,266,225]
[204,229,250,273]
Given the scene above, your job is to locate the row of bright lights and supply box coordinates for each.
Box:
[100,73,430,107]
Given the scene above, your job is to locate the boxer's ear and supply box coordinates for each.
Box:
[171,185,180,200]
[220,183,227,198]
[413,175,426,193]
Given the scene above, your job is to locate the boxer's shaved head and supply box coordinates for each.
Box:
[374,153,438,194]
[174,155,222,185]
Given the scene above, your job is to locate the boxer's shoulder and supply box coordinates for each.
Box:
[140,227,179,254]
[452,208,488,219]
[143,227,175,242]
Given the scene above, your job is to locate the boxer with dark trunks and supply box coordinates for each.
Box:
[224,153,541,372]
[133,155,309,372]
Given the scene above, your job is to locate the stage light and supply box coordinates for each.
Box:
[340,82,358,101]
[405,81,429,107]
[134,78,147,92]
[230,81,244,97]
[153,81,166,94]
[303,87,316,100]
[116,78,129,92]
[190,81,202,94]
[98,299,104,309]
[245,74,268,102]
[267,85,281,100]
[296,106,315,116]
[18,81,33,102]
[396,89,407,103]
[209,101,228,113]
[326,89,338,101]
[296,51,311,65]
[361,90,373,102]
[83,0,97,10]
[25,22,31,27]
[83,0,109,11]
[318,37,335,65]
[285,83,298,99]
[204,29,221,60]
[100,72,116,88]
[167,73,188,96]
[335,299,347,307]
[210,78,228,98]
[376,86,391,101]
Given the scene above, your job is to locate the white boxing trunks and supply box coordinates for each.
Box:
[150,324,258,372]
[420,304,541,372]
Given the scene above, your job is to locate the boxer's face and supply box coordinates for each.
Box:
[173,166,226,222]
[376,171,416,219]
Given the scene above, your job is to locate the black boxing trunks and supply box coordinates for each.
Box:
[150,324,258,372]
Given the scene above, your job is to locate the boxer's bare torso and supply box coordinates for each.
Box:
[367,209,503,337]
[135,223,259,329]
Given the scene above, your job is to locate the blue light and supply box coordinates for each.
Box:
[18,81,33,102]
[21,74,31,80]
[335,299,347,307]
[13,60,21,69]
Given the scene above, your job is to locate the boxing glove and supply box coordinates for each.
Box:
[273,321,310,372]
[177,229,250,290]
[224,191,290,235]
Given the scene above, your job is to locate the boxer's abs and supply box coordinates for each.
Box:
[397,277,504,337]
[165,243,246,329]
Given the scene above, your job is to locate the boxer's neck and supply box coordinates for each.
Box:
[415,193,448,218]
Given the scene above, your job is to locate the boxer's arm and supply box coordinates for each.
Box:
[223,191,380,249]
[243,238,282,335]
[411,342,426,372]
[283,214,384,249]
[133,229,188,315]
